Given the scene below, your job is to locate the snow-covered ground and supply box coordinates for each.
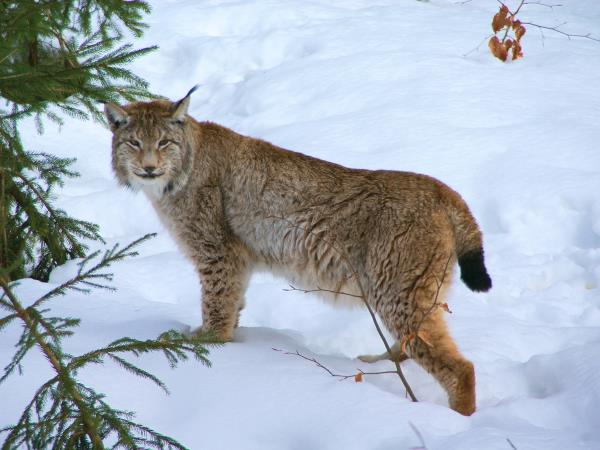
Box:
[3,0,600,448]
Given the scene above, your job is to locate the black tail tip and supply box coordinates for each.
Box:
[459,249,492,292]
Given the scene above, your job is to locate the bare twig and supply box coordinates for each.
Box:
[520,22,600,42]
[275,349,355,380]
[506,438,518,449]
[497,0,526,16]
[500,1,526,43]
[409,422,428,450]
[410,254,453,345]
[284,284,362,299]
[273,349,397,381]
[359,282,418,400]
[524,1,562,8]
[463,34,494,57]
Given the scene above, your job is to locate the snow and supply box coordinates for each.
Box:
[3,0,600,448]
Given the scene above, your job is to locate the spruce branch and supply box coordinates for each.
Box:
[13,171,93,256]
[1,128,103,281]
[0,278,105,449]
[1,236,216,449]
[31,233,156,309]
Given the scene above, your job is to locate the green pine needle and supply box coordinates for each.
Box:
[1,235,211,449]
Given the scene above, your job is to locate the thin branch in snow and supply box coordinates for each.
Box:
[272,349,397,381]
[284,284,362,299]
[464,34,494,57]
[520,21,600,42]
[524,1,562,8]
[409,422,428,450]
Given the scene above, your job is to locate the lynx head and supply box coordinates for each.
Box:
[104,87,198,196]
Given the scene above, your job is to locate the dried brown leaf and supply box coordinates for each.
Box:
[492,5,511,33]
[400,332,416,355]
[488,36,508,62]
[512,19,522,31]
[417,331,433,348]
[515,25,526,41]
[440,303,453,314]
[400,331,433,354]
[512,40,524,60]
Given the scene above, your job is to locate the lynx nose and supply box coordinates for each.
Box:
[143,166,157,175]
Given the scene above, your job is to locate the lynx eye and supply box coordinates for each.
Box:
[126,139,141,149]
[158,139,172,148]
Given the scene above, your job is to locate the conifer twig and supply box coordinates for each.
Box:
[32,233,156,309]
[0,234,214,449]
[0,279,105,449]
[13,172,94,254]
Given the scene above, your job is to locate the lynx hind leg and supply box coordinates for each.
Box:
[384,227,475,416]
[406,310,475,415]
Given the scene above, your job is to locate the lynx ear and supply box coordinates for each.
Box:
[104,103,129,130]
[171,85,199,123]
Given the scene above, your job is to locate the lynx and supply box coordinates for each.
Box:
[104,88,491,416]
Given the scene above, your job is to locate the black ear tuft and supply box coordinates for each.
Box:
[171,85,199,123]
[183,84,200,99]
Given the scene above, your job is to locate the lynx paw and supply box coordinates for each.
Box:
[193,325,235,342]
[358,352,388,363]
[358,351,409,364]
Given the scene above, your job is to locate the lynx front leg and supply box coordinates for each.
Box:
[197,247,251,342]
[200,288,241,342]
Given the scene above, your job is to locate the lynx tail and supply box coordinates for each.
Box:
[458,249,491,292]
